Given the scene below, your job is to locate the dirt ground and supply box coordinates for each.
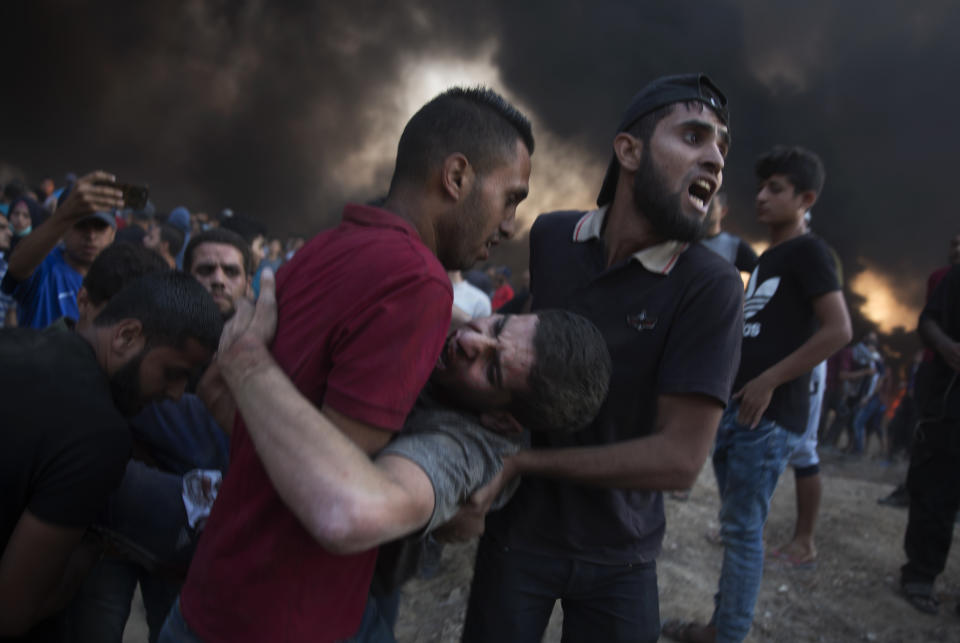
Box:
[122,450,960,642]
[392,451,960,643]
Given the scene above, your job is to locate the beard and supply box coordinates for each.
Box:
[632,151,706,243]
[110,349,147,417]
[437,178,491,271]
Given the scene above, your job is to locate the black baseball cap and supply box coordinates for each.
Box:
[596,73,728,207]
[81,211,117,228]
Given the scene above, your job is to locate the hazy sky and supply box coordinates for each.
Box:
[3,0,958,339]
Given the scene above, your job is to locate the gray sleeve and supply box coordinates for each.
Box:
[380,415,520,533]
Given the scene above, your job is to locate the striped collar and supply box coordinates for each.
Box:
[571,206,689,275]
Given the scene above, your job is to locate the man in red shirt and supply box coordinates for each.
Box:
[163,87,534,643]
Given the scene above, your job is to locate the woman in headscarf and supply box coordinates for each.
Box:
[5,197,44,253]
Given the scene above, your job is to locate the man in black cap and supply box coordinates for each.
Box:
[460,74,744,643]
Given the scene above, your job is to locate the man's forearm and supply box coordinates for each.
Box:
[6,217,71,281]
[514,434,696,491]
[219,335,430,553]
[511,394,721,491]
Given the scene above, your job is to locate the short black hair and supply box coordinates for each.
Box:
[755,146,826,195]
[389,86,534,191]
[93,271,223,352]
[83,241,170,306]
[510,310,612,433]
[158,223,186,257]
[627,100,716,145]
[183,228,255,276]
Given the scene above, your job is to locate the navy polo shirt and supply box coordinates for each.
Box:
[486,208,744,564]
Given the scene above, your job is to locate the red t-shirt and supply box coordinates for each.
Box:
[491,283,514,311]
[179,204,452,642]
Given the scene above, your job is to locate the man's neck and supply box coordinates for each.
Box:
[382,192,437,256]
[75,323,109,371]
[767,216,807,248]
[602,198,663,268]
[704,224,722,239]
[62,250,91,276]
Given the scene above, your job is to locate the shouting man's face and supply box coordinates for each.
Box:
[632,103,728,242]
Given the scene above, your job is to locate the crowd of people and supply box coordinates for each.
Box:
[1,74,959,643]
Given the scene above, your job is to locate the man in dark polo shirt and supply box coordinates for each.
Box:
[457,74,744,643]
[166,86,534,643]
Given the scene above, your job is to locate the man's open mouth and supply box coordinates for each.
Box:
[688,177,716,211]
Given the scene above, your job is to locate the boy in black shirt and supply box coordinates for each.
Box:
[664,147,851,643]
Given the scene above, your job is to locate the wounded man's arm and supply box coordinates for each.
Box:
[377,413,520,534]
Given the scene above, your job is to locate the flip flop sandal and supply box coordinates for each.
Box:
[901,581,939,614]
[767,550,817,569]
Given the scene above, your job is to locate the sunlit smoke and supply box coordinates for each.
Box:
[327,42,598,227]
[849,263,920,333]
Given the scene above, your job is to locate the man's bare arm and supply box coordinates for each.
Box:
[0,512,99,636]
[735,290,852,427]
[510,392,722,490]
[217,282,435,554]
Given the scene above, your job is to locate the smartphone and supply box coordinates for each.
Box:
[96,181,150,210]
[117,183,149,210]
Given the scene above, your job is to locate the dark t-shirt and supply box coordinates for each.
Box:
[736,233,841,433]
[0,326,130,552]
[487,210,744,564]
[918,264,960,418]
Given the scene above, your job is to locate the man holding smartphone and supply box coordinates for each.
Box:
[0,171,122,328]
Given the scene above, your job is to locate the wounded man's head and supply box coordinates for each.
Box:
[431,310,611,433]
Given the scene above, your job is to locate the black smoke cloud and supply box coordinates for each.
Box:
[3,0,959,344]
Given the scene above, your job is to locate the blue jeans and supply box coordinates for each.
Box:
[462,534,660,643]
[851,396,884,454]
[711,403,802,643]
[342,591,398,643]
[158,597,206,643]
